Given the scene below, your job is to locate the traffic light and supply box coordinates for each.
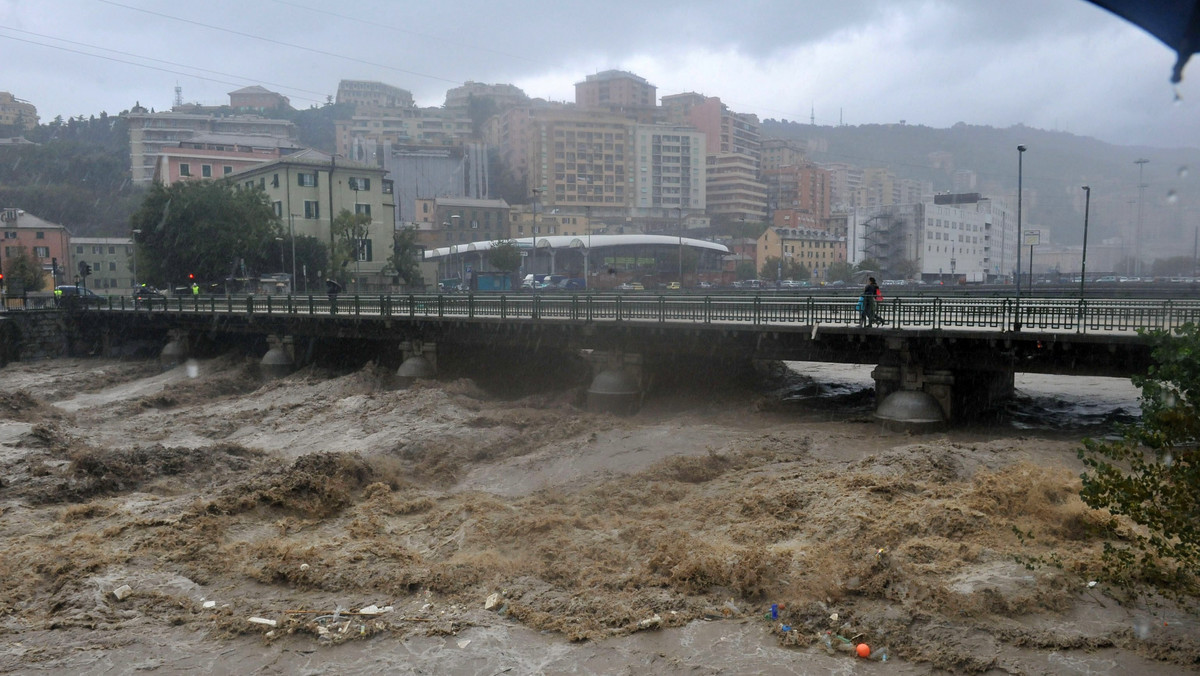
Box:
[189,273,195,280]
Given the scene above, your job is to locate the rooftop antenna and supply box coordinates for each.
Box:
[840,108,843,126]
[810,105,815,126]
[174,84,183,108]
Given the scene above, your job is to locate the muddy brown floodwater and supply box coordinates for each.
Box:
[0,355,1197,674]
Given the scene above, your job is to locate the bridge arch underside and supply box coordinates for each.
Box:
[86,313,1153,424]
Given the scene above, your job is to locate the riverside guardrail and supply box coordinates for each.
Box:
[34,292,1200,335]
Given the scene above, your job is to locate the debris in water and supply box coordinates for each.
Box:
[112,585,132,601]
[248,617,277,627]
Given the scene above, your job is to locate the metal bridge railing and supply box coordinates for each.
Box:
[34,293,1200,335]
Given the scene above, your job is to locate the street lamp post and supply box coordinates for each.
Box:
[677,207,684,285]
[1134,158,1148,277]
[351,179,362,294]
[1080,186,1091,299]
[1015,144,1027,331]
[131,229,141,290]
[288,213,297,295]
[530,189,542,279]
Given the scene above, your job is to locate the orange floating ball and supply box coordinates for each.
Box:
[856,643,871,658]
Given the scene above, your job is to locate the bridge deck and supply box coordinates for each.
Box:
[51,293,1200,336]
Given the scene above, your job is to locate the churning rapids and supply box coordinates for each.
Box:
[1,355,1196,675]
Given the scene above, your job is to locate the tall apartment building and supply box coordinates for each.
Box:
[335,107,474,160]
[336,80,414,110]
[575,70,657,114]
[444,82,529,110]
[632,125,706,217]
[706,154,767,223]
[760,138,806,171]
[0,92,38,130]
[822,162,863,210]
[122,104,296,184]
[763,164,831,229]
[661,94,764,223]
[487,106,634,214]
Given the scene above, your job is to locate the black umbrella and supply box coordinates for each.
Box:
[1086,0,1200,82]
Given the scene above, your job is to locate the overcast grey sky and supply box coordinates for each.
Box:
[1,0,1195,148]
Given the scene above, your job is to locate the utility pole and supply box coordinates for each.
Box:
[1134,158,1149,277]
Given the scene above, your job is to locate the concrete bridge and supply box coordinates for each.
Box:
[4,293,1194,425]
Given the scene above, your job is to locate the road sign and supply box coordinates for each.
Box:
[1023,230,1041,246]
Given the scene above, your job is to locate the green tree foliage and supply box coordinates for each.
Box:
[760,256,809,281]
[0,112,140,235]
[826,261,855,283]
[726,219,769,240]
[466,95,500,138]
[1078,324,1200,593]
[330,209,372,285]
[277,103,356,154]
[388,226,424,286]
[129,180,281,289]
[1152,256,1197,277]
[487,239,522,273]
[3,246,46,293]
[289,235,328,294]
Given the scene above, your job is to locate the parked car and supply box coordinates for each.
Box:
[615,282,645,291]
[55,285,106,307]
[666,281,681,290]
[697,281,715,289]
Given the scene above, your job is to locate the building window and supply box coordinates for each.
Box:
[33,246,49,258]
[272,173,279,188]
[382,179,393,195]
[108,246,115,254]
[355,239,372,262]
[304,201,320,219]
[76,245,83,253]
[180,163,191,176]
[3,231,15,239]
[36,231,44,239]
[223,166,233,175]
[355,203,371,217]
[202,165,212,178]
[349,177,371,191]
[298,173,317,187]
[109,261,117,271]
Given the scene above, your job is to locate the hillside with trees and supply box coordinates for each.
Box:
[0,112,143,236]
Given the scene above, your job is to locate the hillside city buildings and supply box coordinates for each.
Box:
[1,69,1056,293]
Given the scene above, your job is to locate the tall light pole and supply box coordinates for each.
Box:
[677,207,684,285]
[288,214,298,295]
[1080,186,1091,298]
[1014,144,1027,331]
[351,178,362,293]
[530,189,542,279]
[1134,158,1149,277]
[131,228,141,290]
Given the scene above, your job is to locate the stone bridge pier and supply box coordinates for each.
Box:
[871,336,1014,427]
